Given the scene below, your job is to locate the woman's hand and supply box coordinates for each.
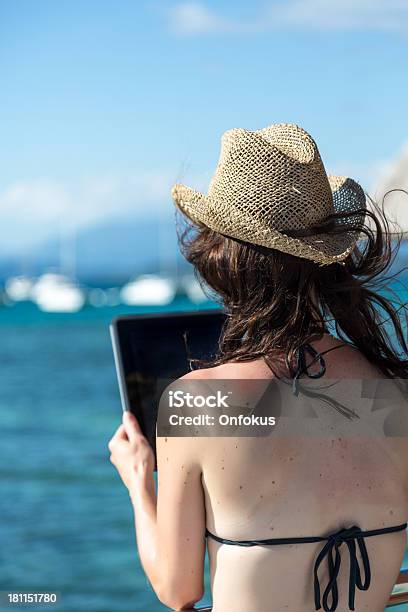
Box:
[108,411,155,497]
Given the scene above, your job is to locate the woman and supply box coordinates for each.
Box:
[108,124,408,612]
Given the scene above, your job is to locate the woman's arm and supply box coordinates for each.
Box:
[108,410,206,610]
[155,427,206,608]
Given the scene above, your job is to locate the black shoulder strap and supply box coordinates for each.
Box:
[263,341,350,392]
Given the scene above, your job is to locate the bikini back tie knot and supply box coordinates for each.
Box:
[206,522,407,612]
[314,525,370,612]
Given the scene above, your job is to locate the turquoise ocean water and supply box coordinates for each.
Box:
[0,296,407,612]
[0,298,214,612]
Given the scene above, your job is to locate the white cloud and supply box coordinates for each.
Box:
[169,2,227,34]
[3,144,407,257]
[0,181,71,221]
[0,170,176,255]
[168,0,408,35]
[0,166,211,255]
[266,0,408,31]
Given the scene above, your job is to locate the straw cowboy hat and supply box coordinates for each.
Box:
[171,123,367,266]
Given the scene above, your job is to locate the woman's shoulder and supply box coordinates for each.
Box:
[176,336,386,383]
[178,358,275,381]
[178,363,233,381]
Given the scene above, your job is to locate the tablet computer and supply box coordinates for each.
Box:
[110,309,226,461]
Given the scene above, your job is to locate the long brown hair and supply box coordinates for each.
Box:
[177,194,408,380]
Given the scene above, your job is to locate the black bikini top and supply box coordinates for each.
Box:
[206,340,408,611]
[206,522,407,612]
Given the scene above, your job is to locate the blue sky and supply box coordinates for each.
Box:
[1,0,408,254]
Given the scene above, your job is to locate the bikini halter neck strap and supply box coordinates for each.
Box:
[292,342,327,396]
[263,340,350,396]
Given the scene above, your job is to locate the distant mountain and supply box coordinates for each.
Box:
[1,214,407,285]
[374,145,408,233]
[0,215,192,284]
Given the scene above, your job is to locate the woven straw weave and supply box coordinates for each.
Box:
[172,123,366,265]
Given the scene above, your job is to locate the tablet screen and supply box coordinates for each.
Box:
[110,310,226,457]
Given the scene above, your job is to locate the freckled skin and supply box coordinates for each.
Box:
[187,334,408,611]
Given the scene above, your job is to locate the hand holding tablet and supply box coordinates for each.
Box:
[110,309,226,464]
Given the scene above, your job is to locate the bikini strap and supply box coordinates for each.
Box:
[292,343,326,395]
[206,522,407,612]
[263,340,351,396]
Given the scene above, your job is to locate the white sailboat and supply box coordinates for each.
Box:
[5,276,35,302]
[120,204,178,307]
[120,274,176,306]
[31,222,85,313]
[181,274,209,304]
[31,273,85,313]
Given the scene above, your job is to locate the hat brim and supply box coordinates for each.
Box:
[172,176,366,266]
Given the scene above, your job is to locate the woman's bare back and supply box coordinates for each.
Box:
[193,334,408,611]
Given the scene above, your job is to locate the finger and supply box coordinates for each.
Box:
[108,424,128,450]
[115,424,128,439]
[122,410,143,441]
